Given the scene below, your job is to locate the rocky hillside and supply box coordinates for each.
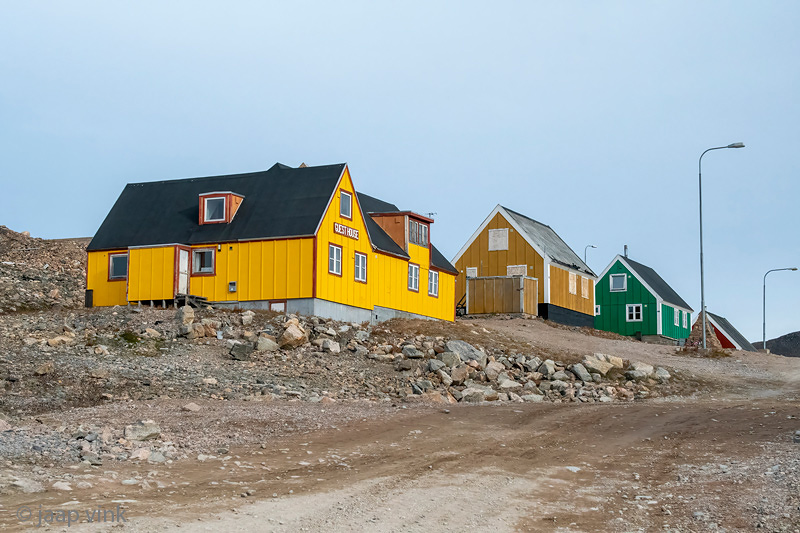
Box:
[0,226,88,312]
[762,331,800,357]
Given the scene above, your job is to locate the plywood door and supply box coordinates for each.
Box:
[178,249,189,295]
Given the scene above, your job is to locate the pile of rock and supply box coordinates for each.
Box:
[384,340,673,404]
[0,226,88,312]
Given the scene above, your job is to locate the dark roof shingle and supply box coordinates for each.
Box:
[624,257,693,311]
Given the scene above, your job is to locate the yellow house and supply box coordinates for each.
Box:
[452,205,597,327]
[86,163,457,322]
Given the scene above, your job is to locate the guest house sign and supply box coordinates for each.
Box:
[333,222,359,240]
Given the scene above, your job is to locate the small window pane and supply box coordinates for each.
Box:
[408,264,419,291]
[329,245,341,275]
[340,191,352,219]
[428,271,439,296]
[205,198,225,221]
[355,253,366,282]
[610,274,626,291]
[110,254,127,279]
[193,250,214,273]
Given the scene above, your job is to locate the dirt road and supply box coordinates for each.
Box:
[2,398,797,532]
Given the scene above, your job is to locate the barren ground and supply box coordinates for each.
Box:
[1,317,799,532]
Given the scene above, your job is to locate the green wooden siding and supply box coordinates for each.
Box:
[594,260,657,336]
[661,303,691,340]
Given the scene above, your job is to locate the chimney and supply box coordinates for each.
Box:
[624,245,628,258]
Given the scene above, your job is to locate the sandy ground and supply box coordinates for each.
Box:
[2,318,799,532]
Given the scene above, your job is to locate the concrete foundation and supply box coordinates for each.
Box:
[211,298,440,324]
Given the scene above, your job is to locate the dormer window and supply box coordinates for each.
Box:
[409,219,428,247]
[205,197,225,222]
[199,192,244,225]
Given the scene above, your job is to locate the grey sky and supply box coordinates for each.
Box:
[2,2,798,343]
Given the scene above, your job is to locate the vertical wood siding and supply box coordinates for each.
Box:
[549,266,595,316]
[454,212,545,306]
[86,250,128,306]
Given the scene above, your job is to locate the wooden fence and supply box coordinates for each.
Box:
[466,276,538,315]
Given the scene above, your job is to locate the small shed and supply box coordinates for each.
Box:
[466,275,538,315]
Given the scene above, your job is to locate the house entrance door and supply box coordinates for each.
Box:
[177,249,190,295]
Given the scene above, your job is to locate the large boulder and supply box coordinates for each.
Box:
[593,353,624,369]
[582,356,614,376]
[654,367,671,382]
[630,361,654,377]
[537,359,556,377]
[499,379,523,391]
[437,352,461,368]
[569,363,592,382]
[279,323,307,348]
[625,369,649,382]
[402,345,424,359]
[450,365,470,385]
[124,420,160,441]
[484,361,505,382]
[230,342,254,361]
[446,340,488,369]
[461,388,486,403]
[256,336,279,352]
[321,339,341,354]
[176,306,194,326]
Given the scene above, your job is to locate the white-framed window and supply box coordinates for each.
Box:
[595,305,601,316]
[626,304,643,322]
[610,273,627,292]
[109,253,128,280]
[204,197,225,222]
[466,267,478,278]
[581,276,589,299]
[674,309,680,327]
[569,272,577,295]
[328,244,342,275]
[683,312,689,329]
[507,264,526,276]
[354,252,367,282]
[192,248,215,274]
[340,191,352,219]
[408,263,420,291]
[488,228,509,251]
[409,220,428,246]
[428,270,439,297]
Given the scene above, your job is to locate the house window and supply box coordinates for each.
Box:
[595,305,601,316]
[340,191,352,219]
[408,263,419,291]
[354,252,367,282]
[409,220,428,246]
[683,312,689,329]
[428,270,439,297]
[626,304,642,322]
[109,253,128,280]
[675,309,680,327]
[569,272,577,295]
[507,264,526,276]
[328,244,342,276]
[610,273,627,292]
[488,228,509,251]
[192,249,215,274]
[581,276,589,299]
[204,197,225,222]
[466,267,478,278]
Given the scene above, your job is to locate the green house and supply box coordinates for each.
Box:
[594,255,693,343]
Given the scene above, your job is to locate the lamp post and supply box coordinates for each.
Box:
[763,267,798,350]
[584,244,596,265]
[699,142,745,348]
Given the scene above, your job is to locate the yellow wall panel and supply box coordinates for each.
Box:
[128,246,175,302]
[86,250,128,306]
[548,266,595,315]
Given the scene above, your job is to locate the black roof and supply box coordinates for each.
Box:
[357,192,458,274]
[503,207,596,277]
[624,257,693,311]
[88,163,345,251]
[708,312,757,352]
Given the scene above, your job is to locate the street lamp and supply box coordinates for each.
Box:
[762,267,798,350]
[699,142,745,348]
[584,244,596,265]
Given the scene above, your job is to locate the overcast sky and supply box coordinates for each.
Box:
[2,2,798,343]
